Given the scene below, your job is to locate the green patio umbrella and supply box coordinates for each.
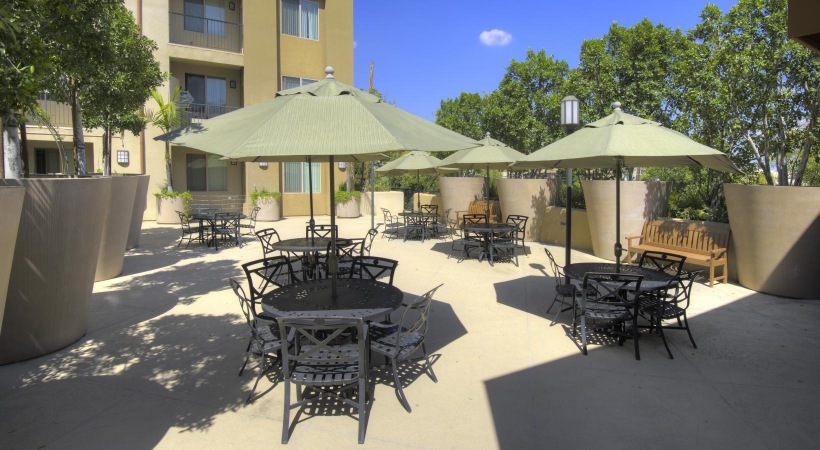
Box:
[436,133,526,222]
[375,151,456,211]
[156,67,478,298]
[512,102,742,270]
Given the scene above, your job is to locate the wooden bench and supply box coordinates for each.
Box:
[626,218,730,287]
[456,200,501,223]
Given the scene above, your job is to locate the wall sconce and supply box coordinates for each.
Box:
[338,162,347,170]
[229,80,236,89]
[229,2,235,10]
[258,161,268,168]
[116,150,129,164]
[230,161,238,165]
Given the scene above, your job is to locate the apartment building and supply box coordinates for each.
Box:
[22,0,353,220]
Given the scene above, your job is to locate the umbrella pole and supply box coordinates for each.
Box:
[370,161,375,229]
[329,156,338,299]
[485,164,490,223]
[308,157,315,232]
[565,168,572,283]
[417,170,421,211]
[615,157,622,272]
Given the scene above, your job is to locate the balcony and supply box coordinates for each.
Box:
[169,12,242,53]
[27,100,73,128]
[179,103,242,127]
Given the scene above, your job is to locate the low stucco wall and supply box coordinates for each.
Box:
[95,176,139,281]
[362,191,404,218]
[0,186,25,336]
[440,177,484,221]
[537,206,593,252]
[126,175,150,250]
[498,178,559,241]
[0,177,111,364]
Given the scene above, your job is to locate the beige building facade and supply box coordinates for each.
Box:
[18,0,353,220]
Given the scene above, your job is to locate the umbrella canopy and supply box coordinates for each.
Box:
[375,151,456,210]
[155,67,478,298]
[511,102,742,270]
[437,133,526,221]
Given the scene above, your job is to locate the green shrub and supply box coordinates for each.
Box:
[153,186,193,215]
[335,190,361,205]
[250,188,282,207]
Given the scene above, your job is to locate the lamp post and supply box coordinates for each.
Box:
[560,96,580,280]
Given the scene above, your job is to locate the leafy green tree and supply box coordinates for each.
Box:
[435,92,486,141]
[82,5,162,176]
[147,87,183,190]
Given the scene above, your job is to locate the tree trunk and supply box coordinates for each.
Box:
[102,127,111,176]
[3,124,23,179]
[70,89,87,176]
[164,142,173,191]
[19,122,29,177]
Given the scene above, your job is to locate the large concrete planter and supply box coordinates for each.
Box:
[583,180,671,261]
[362,191,404,217]
[256,198,282,222]
[126,175,150,250]
[439,176,484,221]
[156,196,185,224]
[0,177,111,364]
[725,184,820,298]
[95,176,139,281]
[336,196,361,218]
[497,178,559,241]
[0,186,25,336]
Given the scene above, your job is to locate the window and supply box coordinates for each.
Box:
[284,161,321,193]
[187,154,228,191]
[184,0,225,36]
[186,74,227,117]
[282,76,318,90]
[282,0,319,40]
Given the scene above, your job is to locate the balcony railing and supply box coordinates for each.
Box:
[27,100,73,127]
[169,12,242,53]
[179,103,242,127]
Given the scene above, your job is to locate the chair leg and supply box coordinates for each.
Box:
[422,343,437,383]
[390,358,411,412]
[580,315,588,355]
[281,380,291,444]
[246,353,267,404]
[683,313,697,348]
[238,339,252,376]
[358,377,367,444]
[632,317,641,361]
[657,316,674,359]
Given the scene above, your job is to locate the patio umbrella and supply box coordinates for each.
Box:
[436,133,526,222]
[375,151,456,211]
[512,102,742,271]
[156,67,479,298]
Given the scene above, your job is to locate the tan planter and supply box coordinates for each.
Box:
[537,206,593,251]
[497,178,559,241]
[416,193,443,212]
[156,196,185,224]
[0,186,25,336]
[439,176,485,221]
[95,176,139,281]
[362,191,404,217]
[583,180,671,261]
[256,197,282,222]
[126,175,150,250]
[336,196,361,218]
[0,177,111,364]
[725,184,820,298]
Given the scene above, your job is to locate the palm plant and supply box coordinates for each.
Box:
[148,86,183,190]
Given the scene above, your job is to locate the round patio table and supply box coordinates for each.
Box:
[270,237,333,253]
[398,212,439,241]
[260,278,403,320]
[563,262,675,292]
[190,212,245,247]
[462,223,517,262]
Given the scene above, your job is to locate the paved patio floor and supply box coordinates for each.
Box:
[1,215,819,449]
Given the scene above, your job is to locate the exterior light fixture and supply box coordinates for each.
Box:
[559,95,580,279]
[258,161,268,168]
[338,162,346,170]
[116,150,129,164]
[229,80,236,89]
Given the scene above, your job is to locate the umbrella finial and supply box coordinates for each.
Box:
[611,101,622,111]
[325,66,335,79]
[485,131,491,138]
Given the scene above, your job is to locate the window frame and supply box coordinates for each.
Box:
[281,0,319,41]
[281,76,318,90]
[186,153,228,192]
[283,161,322,194]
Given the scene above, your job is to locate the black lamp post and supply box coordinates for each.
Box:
[560,96,580,280]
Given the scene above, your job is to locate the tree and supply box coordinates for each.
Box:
[148,87,183,190]
[82,4,162,175]
[435,92,486,141]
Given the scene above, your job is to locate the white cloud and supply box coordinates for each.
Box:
[479,29,512,47]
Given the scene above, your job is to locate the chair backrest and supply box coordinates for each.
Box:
[307,224,338,239]
[381,208,395,224]
[443,208,452,222]
[639,251,686,277]
[388,284,443,358]
[256,228,282,257]
[582,273,643,307]
[506,215,528,236]
[463,214,486,224]
[665,269,702,311]
[361,229,378,255]
[248,206,261,222]
[242,256,295,304]
[229,278,257,335]
[215,212,240,229]
[543,248,565,281]
[177,211,194,232]
[421,204,438,215]
[348,256,398,284]
[277,317,367,382]
[491,226,516,244]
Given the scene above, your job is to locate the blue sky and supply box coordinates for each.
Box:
[353,0,739,121]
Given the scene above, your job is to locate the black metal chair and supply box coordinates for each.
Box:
[348,256,398,285]
[277,317,370,444]
[638,250,687,277]
[361,228,378,256]
[544,248,588,326]
[229,278,286,404]
[639,270,701,359]
[402,211,427,242]
[213,212,241,250]
[489,226,518,266]
[256,228,283,257]
[316,238,360,277]
[420,204,439,237]
[242,256,296,313]
[381,208,402,240]
[437,208,456,239]
[176,211,202,248]
[369,284,442,413]
[239,206,261,238]
[306,223,338,240]
[451,214,485,261]
[577,272,644,360]
[505,214,528,250]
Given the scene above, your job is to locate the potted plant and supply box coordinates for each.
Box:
[251,188,283,221]
[335,190,362,218]
[154,186,192,224]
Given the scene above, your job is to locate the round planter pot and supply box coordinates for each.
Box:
[156,196,185,224]
[0,177,111,364]
[95,176,139,281]
[582,180,671,261]
[0,186,26,337]
[497,178,559,241]
[725,183,820,298]
[126,175,150,250]
[439,176,484,221]
[336,197,361,218]
[256,198,282,221]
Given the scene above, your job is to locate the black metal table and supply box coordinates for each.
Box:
[190,212,245,247]
[563,262,676,292]
[260,278,404,320]
[398,212,439,241]
[462,223,517,263]
[270,237,342,280]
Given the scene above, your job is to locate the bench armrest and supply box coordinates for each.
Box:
[625,235,643,246]
[710,247,728,260]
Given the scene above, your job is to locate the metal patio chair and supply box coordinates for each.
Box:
[577,273,644,360]
[176,211,202,248]
[639,270,701,359]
